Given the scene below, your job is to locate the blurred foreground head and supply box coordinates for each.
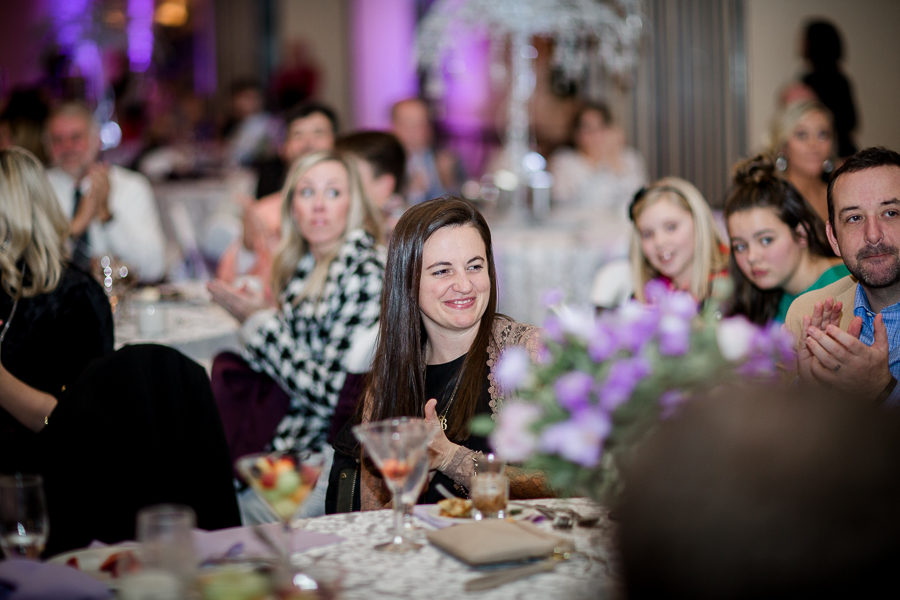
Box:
[619,386,900,599]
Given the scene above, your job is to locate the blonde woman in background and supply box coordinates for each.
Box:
[628,177,729,305]
[207,150,385,520]
[0,147,113,475]
[770,100,836,221]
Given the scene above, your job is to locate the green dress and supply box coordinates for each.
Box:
[775,263,851,323]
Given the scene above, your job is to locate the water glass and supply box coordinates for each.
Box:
[0,474,48,559]
[471,454,508,520]
[121,504,197,599]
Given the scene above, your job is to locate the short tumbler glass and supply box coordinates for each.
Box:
[471,454,508,520]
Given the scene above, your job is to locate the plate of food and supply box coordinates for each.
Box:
[429,498,475,522]
[48,545,140,587]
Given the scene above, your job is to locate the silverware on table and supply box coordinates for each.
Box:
[464,560,557,592]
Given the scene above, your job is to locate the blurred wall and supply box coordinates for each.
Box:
[0,0,51,93]
[349,0,417,131]
[277,0,351,131]
[746,0,900,154]
[215,0,261,103]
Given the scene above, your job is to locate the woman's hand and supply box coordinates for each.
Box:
[424,398,461,471]
[207,279,271,323]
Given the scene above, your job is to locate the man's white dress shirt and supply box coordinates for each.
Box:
[47,165,167,282]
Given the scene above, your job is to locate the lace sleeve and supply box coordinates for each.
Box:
[507,466,554,499]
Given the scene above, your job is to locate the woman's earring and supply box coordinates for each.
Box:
[775,154,788,172]
[823,159,834,174]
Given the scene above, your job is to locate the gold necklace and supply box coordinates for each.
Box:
[437,372,463,431]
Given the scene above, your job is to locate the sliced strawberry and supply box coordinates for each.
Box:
[260,471,277,489]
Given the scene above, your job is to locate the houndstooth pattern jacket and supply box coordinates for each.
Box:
[242,229,385,453]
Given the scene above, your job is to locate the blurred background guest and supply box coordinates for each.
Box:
[550,101,647,224]
[208,151,384,521]
[44,102,167,282]
[0,89,50,163]
[222,78,280,168]
[217,102,339,292]
[255,102,338,199]
[335,130,407,242]
[391,98,464,205]
[800,19,859,160]
[726,154,847,325]
[770,100,836,221]
[618,385,900,599]
[629,178,729,305]
[0,147,113,475]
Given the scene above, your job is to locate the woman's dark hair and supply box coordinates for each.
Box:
[725,154,835,325]
[804,20,843,70]
[363,197,498,442]
[568,101,612,146]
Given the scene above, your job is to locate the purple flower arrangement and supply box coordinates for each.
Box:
[480,283,795,501]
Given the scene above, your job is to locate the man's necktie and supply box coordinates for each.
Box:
[71,185,92,270]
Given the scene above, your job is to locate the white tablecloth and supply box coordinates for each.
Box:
[297,498,614,599]
[491,213,631,327]
[115,282,240,368]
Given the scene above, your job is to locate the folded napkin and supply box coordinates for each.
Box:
[0,559,111,600]
[81,524,346,564]
[193,523,345,561]
[426,520,572,566]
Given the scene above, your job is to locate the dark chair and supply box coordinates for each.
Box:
[39,344,241,556]
[209,351,290,474]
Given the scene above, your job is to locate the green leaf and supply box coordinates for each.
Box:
[469,414,496,437]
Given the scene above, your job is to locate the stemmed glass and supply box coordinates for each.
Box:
[235,451,325,564]
[0,474,49,559]
[353,418,437,553]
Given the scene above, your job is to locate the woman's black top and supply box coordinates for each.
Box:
[419,354,492,504]
[0,266,114,475]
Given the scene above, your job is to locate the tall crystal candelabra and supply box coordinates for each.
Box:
[416,0,644,218]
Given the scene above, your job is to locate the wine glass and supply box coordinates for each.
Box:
[352,418,437,553]
[235,451,325,564]
[0,474,49,559]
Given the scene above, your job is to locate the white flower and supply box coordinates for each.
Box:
[490,402,542,463]
[556,305,596,341]
[495,346,532,391]
[716,316,756,362]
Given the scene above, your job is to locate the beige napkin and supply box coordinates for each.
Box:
[426,520,571,565]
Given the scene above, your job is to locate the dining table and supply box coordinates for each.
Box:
[114,280,241,370]
[43,498,614,599]
[293,497,615,599]
[490,209,631,327]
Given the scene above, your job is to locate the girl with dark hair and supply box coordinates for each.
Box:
[356,197,549,510]
[725,154,848,325]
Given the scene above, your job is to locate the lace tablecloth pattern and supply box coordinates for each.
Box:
[115,282,241,368]
[296,498,615,600]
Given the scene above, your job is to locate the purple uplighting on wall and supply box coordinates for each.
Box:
[127,0,154,72]
[54,0,89,47]
[54,0,103,100]
[350,0,418,129]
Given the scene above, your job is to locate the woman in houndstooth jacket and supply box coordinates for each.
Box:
[209,151,385,458]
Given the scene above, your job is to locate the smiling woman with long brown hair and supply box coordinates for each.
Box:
[346,197,550,510]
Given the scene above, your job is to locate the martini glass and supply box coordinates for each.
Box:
[235,451,325,564]
[353,418,437,553]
